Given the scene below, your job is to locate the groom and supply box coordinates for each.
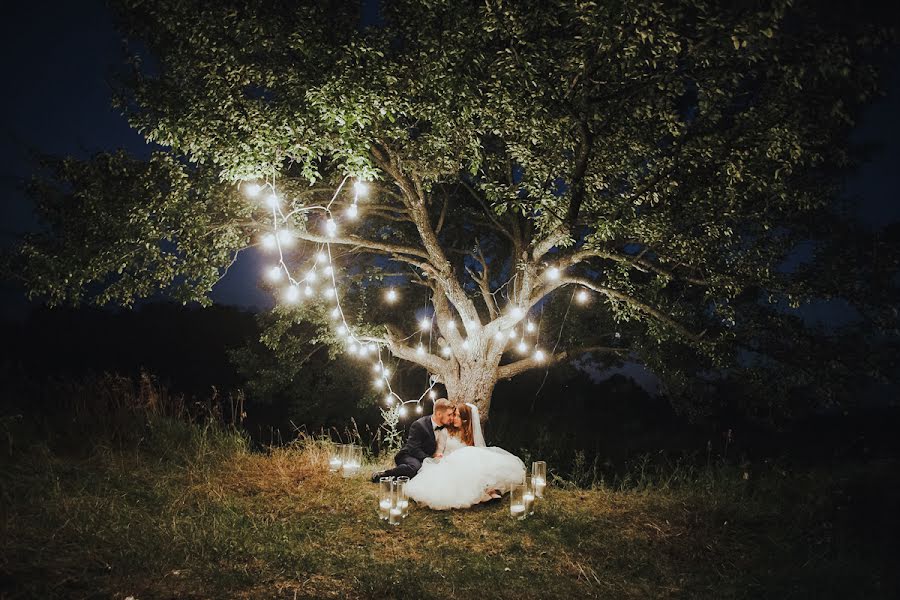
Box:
[370,398,456,482]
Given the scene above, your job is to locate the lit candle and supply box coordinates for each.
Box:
[379,499,391,520]
[533,477,546,498]
[400,499,409,517]
[523,492,535,515]
[328,457,342,472]
[510,504,526,520]
[342,462,360,478]
[389,507,402,525]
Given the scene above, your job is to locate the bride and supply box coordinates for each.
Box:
[405,402,526,510]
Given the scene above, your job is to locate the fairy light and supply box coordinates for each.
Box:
[386,288,398,303]
[446,320,456,330]
[494,330,504,341]
[347,204,358,218]
[576,289,589,304]
[517,340,528,353]
[266,193,280,209]
[399,405,407,417]
[277,229,293,246]
[441,346,451,357]
[385,394,395,406]
[349,343,359,354]
[284,285,300,303]
[534,349,545,362]
[546,266,560,280]
[325,218,337,237]
[316,252,327,263]
[415,404,423,414]
[336,325,347,336]
[267,266,283,281]
[383,368,391,379]
[261,233,277,250]
[373,364,382,373]
[324,265,333,275]
[508,329,517,339]
[510,306,524,319]
[304,285,313,297]
[324,287,335,299]
[462,339,470,350]
[354,181,368,196]
[428,390,437,399]
[331,307,341,319]
[417,344,425,355]
[374,379,384,389]
[419,318,431,331]
[526,321,536,333]
[306,269,317,282]
[244,182,261,197]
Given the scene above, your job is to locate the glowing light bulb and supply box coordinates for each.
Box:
[324,287,335,299]
[336,325,347,336]
[244,182,261,197]
[510,306,524,319]
[374,379,384,389]
[399,405,407,417]
[386,288,398,302]
[526,321,536,333]
[534,349,545,362]
[373,363,382,373]
[576,289,589,304]
[347,203,358,218]
[325,218,337,237]
[266,193,280,209]
[304,285,313,297]
[383,368,391,379]
[415,404,423,414]
[441,346,451,357]
[508,329,517,339]
[331,307,341,319]
[428,390,437,399]
[420,318,431,331]
[386,394,395,406]
[494,330,504,341]
[367,343,376,353]
[546,266,560,280]
[284,285,300,303]
[417,344,425,355]
[324,265,333,275]
[354,181,368,196]
[277,229,293,246]
[462,339,470,350]
[267,266,283,281]
[517,340,528,353]
[306,269,317,282]
[349,344,358,354]
[446,320,456,329]
[316,252,327,263]
[261,233,277,250]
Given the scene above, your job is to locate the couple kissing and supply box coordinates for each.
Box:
[371,398,525,510]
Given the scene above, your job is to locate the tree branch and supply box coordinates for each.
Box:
[498,344,624,380]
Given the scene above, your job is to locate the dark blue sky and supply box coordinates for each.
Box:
[1,0,898,325]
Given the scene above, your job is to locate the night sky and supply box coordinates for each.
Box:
[1,1,898,353]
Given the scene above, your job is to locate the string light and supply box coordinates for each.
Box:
[347,203,358,218]
[546,266,560,280]
[349,343,358,354]
[324,265,333,275]
[415,404,423,414]
[304,285,313,297]
[428,390,437,399]
[576,289,589,304]
[354,181,368,196]
[373,364,382,373]
[417,344,425,355]
[419,318,431,331]
[244,183,261,197]
[284,285,300,303]
[462,339,470,349]
[446,320,456,329]
[325,218,337,237]
[306,269,317,282]
[510,306,524,319]
[261,233,277,250]
[266,193,280,209]
[316,252,327,263]
[267,266,283,281]
[441,346,451,357]
[383,368,391,378]
[534,349,545,362]
[336,325,347,336]
[331,307,341,319]
[374,379,384,389]
[399,405,407,417]
[386,288,398,303]
[517,340,528,353]
[277,229,293,246]
[508,329,517,339]
[385,394,395,406]
[494,330,504,341]
[526,321,536,333]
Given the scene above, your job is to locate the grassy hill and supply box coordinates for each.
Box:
[2,416,898,600]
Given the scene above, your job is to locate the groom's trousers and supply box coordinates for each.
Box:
[380,453,422,478]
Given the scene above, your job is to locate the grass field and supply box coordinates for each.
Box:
[2,415,898,600]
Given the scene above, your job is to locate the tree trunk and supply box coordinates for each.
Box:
[442,361,499,425]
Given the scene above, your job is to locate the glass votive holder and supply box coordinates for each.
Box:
[388,484,403,526]
[342,444,362,478]
[328,443,345,473]
[378,477,393,520]
[523,476,536,515]
[532,461,547,498]
[510,483,527,520]
[395,476,410,517]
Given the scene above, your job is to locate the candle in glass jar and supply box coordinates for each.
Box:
[510,503,526,519]
[342,462,360,477]
[400,499,409,517]
[389,507,402,525]
[379,499,391,519]
[523,492,535,515]
[328,457,342,472]
[533,477,546,497]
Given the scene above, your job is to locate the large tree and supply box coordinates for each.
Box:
[16,0,898,420]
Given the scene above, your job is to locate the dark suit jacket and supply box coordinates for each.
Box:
[396,415,439,461]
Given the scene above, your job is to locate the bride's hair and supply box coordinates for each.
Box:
[453,403,475,446]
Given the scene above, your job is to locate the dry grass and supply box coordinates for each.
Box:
[1,422,898,599]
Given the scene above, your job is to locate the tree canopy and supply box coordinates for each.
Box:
[14,0,899,419]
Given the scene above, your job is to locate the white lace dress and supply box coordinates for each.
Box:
[405,435,526,510]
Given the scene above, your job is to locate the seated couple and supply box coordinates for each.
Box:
[371,398,525,510]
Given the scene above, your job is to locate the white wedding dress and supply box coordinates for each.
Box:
[405,425,526,510]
